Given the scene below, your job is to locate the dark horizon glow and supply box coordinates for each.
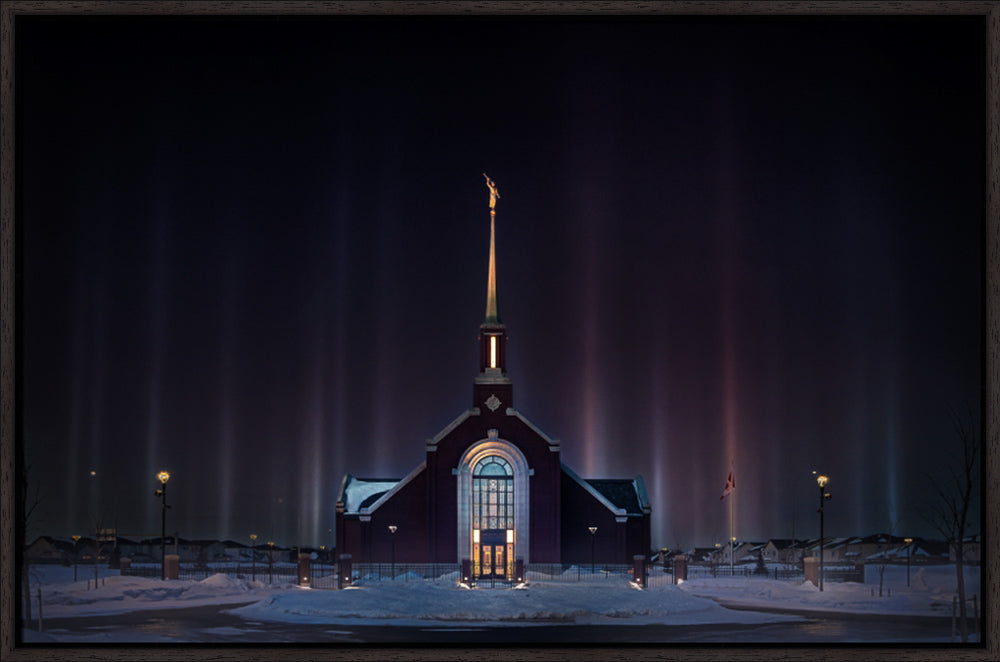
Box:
[17,16,984,551]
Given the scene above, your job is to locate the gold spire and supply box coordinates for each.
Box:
[483,174,501,325]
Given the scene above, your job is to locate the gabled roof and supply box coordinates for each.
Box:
[337,475,402,514]
[338,463,427,516]
[28,536,76,553]
[687,547,717,561]
[585,479,643,515]
[560,463,648,517]
[855,533,906,545]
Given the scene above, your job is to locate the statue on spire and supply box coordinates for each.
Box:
[483,173,500,210]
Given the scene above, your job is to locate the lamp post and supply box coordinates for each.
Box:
[816,474,830,591]
[155,471,170,580]
[71,535,81,582]
[250,534,258,582]
[588,526,597,575]
[267,541,274,584]
[388,525,397,581]
[904,537,913,587]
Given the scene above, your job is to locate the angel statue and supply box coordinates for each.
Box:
[483,173,500,210]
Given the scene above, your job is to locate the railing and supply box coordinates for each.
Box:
[349,563,460,586]
[121,562,300,584]
[524,563,634,583]
[120,559,862,589]
[682,564,860,583]
[643,566,675,588]
[686,564,756,579]
[823,567,864,583]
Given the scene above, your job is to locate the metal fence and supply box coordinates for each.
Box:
[524,563,635,583]
[823,566,864,583]
[643,566,675,588]
[685,565,804,580]
[121,559,861,589]
[348,563,459,586]
[682,564,861,583]
[122,562,300,584]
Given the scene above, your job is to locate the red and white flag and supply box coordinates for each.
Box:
[720,471,734,500]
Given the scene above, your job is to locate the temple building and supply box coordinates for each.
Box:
[335,176,651,580]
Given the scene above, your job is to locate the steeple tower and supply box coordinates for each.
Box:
[475,174,511,410]
[484,195,501,325]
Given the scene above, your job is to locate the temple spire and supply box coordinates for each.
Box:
[483,173,501,324]
[475,174,510,399]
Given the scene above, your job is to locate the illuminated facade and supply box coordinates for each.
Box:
[335,183,651,577]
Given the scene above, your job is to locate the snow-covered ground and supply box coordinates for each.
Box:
[19,563,981,643]
[678,564,982,618]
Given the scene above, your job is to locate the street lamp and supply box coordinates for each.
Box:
[388,525,398,580]
[816,474,831,591]
[71,535,81,582]
[155,471,170,581]
[904,537,913,587]
[250,534,258,582]
[267,541,275,584]
[588,526,598,575]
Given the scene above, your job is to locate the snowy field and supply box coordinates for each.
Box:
[678,564,982,618]
[19,563,981,643]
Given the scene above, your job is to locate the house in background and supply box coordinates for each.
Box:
[762,539,807,565]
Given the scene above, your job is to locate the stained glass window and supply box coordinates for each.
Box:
[472,456,513,531]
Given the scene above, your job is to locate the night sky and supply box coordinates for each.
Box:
[17,16,984,551]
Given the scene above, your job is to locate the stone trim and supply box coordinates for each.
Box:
[505,408,560,450]
[426,409,479,450]
[455,439,532,565]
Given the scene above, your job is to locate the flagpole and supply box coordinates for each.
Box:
[720,468,735,575]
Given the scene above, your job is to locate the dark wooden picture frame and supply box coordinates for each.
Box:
[2,2,997,660]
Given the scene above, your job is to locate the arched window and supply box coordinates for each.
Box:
[472,456,513,531]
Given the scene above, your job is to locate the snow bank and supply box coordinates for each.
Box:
[32,571,284,619]
[24,562,982,630]
[678,565,982,618]
[230,580,801,627]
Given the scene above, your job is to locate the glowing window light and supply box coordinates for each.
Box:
[489,335,497,368]
[506,529,514,544]
[473,529,480,543]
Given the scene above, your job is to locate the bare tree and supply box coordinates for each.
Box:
[873,521,900,599]
[18,463,44,627]
[922,406,979,642]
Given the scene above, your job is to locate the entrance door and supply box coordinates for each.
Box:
[479,530,507,579]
